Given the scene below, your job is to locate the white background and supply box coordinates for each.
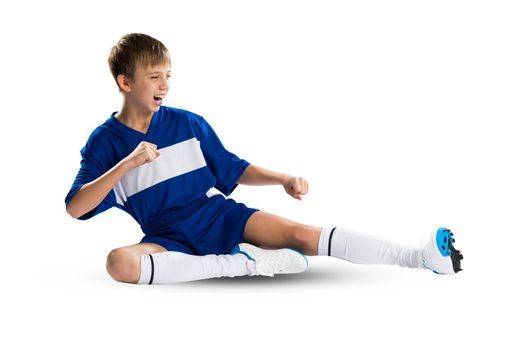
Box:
[1,0,523,348]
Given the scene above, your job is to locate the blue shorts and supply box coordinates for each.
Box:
[140,195,258,255]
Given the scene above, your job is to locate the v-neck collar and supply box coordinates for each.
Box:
[110,110,158,136]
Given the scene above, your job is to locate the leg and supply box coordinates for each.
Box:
[243,211,322,256]
[107,242,253,285]
[243,210,462,275]
[106,242,166,283]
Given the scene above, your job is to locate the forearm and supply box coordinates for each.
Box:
[66,160,132,219]
[237,165,291,186]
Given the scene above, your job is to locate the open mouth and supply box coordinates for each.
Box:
[153,95,163,102]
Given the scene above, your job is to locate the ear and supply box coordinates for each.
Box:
[116,74,132,92]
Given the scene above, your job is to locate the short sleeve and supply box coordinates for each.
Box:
[65,139,117,220]
[197,116,250,196]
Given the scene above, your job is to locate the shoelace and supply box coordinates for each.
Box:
[246,257,285,277]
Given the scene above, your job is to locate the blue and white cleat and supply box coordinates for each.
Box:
[421,227,463,275]
[231,243,308,277]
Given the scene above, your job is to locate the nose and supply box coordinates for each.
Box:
[159,75,169,91]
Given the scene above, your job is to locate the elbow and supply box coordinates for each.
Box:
[66,204,82,220]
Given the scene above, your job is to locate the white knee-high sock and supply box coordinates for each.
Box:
[317,227,422,268]
[137,251,250,284]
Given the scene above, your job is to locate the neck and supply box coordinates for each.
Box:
[115,103,155,133]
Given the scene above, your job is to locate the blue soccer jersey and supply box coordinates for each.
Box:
[65,106,250,228]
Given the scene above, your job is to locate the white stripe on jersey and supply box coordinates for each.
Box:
[113,138,207,205]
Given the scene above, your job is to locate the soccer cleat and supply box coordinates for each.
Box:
[231,243,308,277]
[421,227,463,275]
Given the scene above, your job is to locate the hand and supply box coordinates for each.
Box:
[123,141,160,169]
[283,176,309,200]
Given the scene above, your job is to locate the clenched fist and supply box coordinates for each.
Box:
[283,176,309,201]
[123,141,160,169]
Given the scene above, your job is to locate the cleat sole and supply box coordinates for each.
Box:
[447,230,463,273]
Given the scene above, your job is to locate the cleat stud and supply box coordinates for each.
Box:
[444,236,448,243]
[452,238,456,243]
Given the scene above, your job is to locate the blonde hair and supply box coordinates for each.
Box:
[108,33,171,86]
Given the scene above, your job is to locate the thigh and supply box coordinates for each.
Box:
[243,211,321,253]
[185,197,257,255]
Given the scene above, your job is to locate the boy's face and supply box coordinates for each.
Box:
[124,64,171,114]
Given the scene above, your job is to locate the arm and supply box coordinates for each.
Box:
[237,164,309,200]
[66,141,160,219]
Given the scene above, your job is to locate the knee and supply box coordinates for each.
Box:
[106,248,141,284]
[289,224,321,256]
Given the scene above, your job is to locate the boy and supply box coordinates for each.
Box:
[65,33,463,284]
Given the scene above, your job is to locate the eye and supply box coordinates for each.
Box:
[151,75,159,79]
